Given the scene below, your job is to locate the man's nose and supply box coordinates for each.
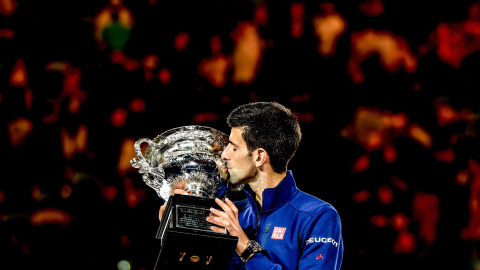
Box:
[221,148,229,159]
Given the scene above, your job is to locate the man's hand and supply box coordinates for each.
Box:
[207,198,250,257]
[216,158,229,181]
[158,180,192,221]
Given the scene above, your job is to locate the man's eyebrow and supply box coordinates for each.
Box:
[228,140,238,147]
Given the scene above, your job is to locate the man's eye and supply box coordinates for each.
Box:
[233,148,237,151]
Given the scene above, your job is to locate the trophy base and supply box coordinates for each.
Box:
[154,194,239,269]
[154,228,238,270]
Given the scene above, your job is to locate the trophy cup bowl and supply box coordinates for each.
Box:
[130,125,229,201]
[130,125,239,270]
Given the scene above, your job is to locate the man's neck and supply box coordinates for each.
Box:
[248,170,287,207]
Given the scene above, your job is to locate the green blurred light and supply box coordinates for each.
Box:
[117,260,131,270]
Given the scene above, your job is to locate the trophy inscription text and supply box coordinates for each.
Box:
[176,205,213,231]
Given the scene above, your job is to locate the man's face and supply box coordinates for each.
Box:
[221,127,257,185]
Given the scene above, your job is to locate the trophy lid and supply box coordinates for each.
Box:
[131,125,229,201]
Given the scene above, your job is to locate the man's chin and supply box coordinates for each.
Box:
[228,175,240,185]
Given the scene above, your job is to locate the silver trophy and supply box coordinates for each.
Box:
[130,125,240,269]
[130,125,230,201]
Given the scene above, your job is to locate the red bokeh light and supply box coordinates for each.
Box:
[290,2,305,39]
[221,95,231,104]
[392,212,409,231]
[124,178,146,208]
[393,230,416,254]
[142,55,159,70]
[111,108,128,127]
[353,190,370,203]
[121,235,130,246]
[192,112,222,124]
[60,185,72,199]
[129,98,145,112]
[412,192,439,245]
[383,143,397,163]
[210,35,222,54]
[352,154,370,173]
[174,32,190,51]
[457,169,470,186]
[102,185,118,201]
[359,0,384,17]
[158,68,171,84]
[0,28,14,38]
[434,148,455,163]
[294,112,314,123]
[370,215,387,227]
[391,176,408,191]
[377,185,393,204]
[290,93,310,103]
[254,3,268,26]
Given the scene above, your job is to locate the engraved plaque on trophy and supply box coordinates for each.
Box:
[130,125,240,269]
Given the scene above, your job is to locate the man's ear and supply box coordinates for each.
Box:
[254,148,268,167]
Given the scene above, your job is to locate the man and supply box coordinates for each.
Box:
[161,102,343,269]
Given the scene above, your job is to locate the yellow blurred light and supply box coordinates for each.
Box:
[408,123,433,149]
[0,0,19,17]
[30,208,73,226]
[231,22,264,85]
[117,138,136,176]
[456,170,470,186]
[8,117,33,147]
[60,124,88,160]
[9,58,27,87]
[313,11,346,56]
[45,61,69,71]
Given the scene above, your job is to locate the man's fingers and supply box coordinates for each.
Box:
[158,201,167,221]
[210,225,227,234]
[206,216,230,230]
[210,207,229,220]
[215,198,236,217]
[224,198,238,217]
[173,189,189,195]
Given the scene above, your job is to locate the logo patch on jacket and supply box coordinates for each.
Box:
[306,237,339,247]
[271,227,286,239]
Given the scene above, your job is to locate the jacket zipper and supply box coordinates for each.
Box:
[246,191,263,238]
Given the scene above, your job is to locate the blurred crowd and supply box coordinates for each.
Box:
[1,0,480,269]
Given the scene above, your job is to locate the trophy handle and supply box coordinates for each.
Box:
[131,138,152,170]
[131,138,165,197]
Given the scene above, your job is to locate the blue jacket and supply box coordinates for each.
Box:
[222,171,343,270]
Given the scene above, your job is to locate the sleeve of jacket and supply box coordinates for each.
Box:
[297,205,343,270]
[243,205,343,270]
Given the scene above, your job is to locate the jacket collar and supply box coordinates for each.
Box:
[246,170,299,213]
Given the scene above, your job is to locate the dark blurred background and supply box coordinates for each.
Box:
[1,0,480,269]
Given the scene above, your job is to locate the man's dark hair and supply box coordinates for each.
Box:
[226,102,302,173]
